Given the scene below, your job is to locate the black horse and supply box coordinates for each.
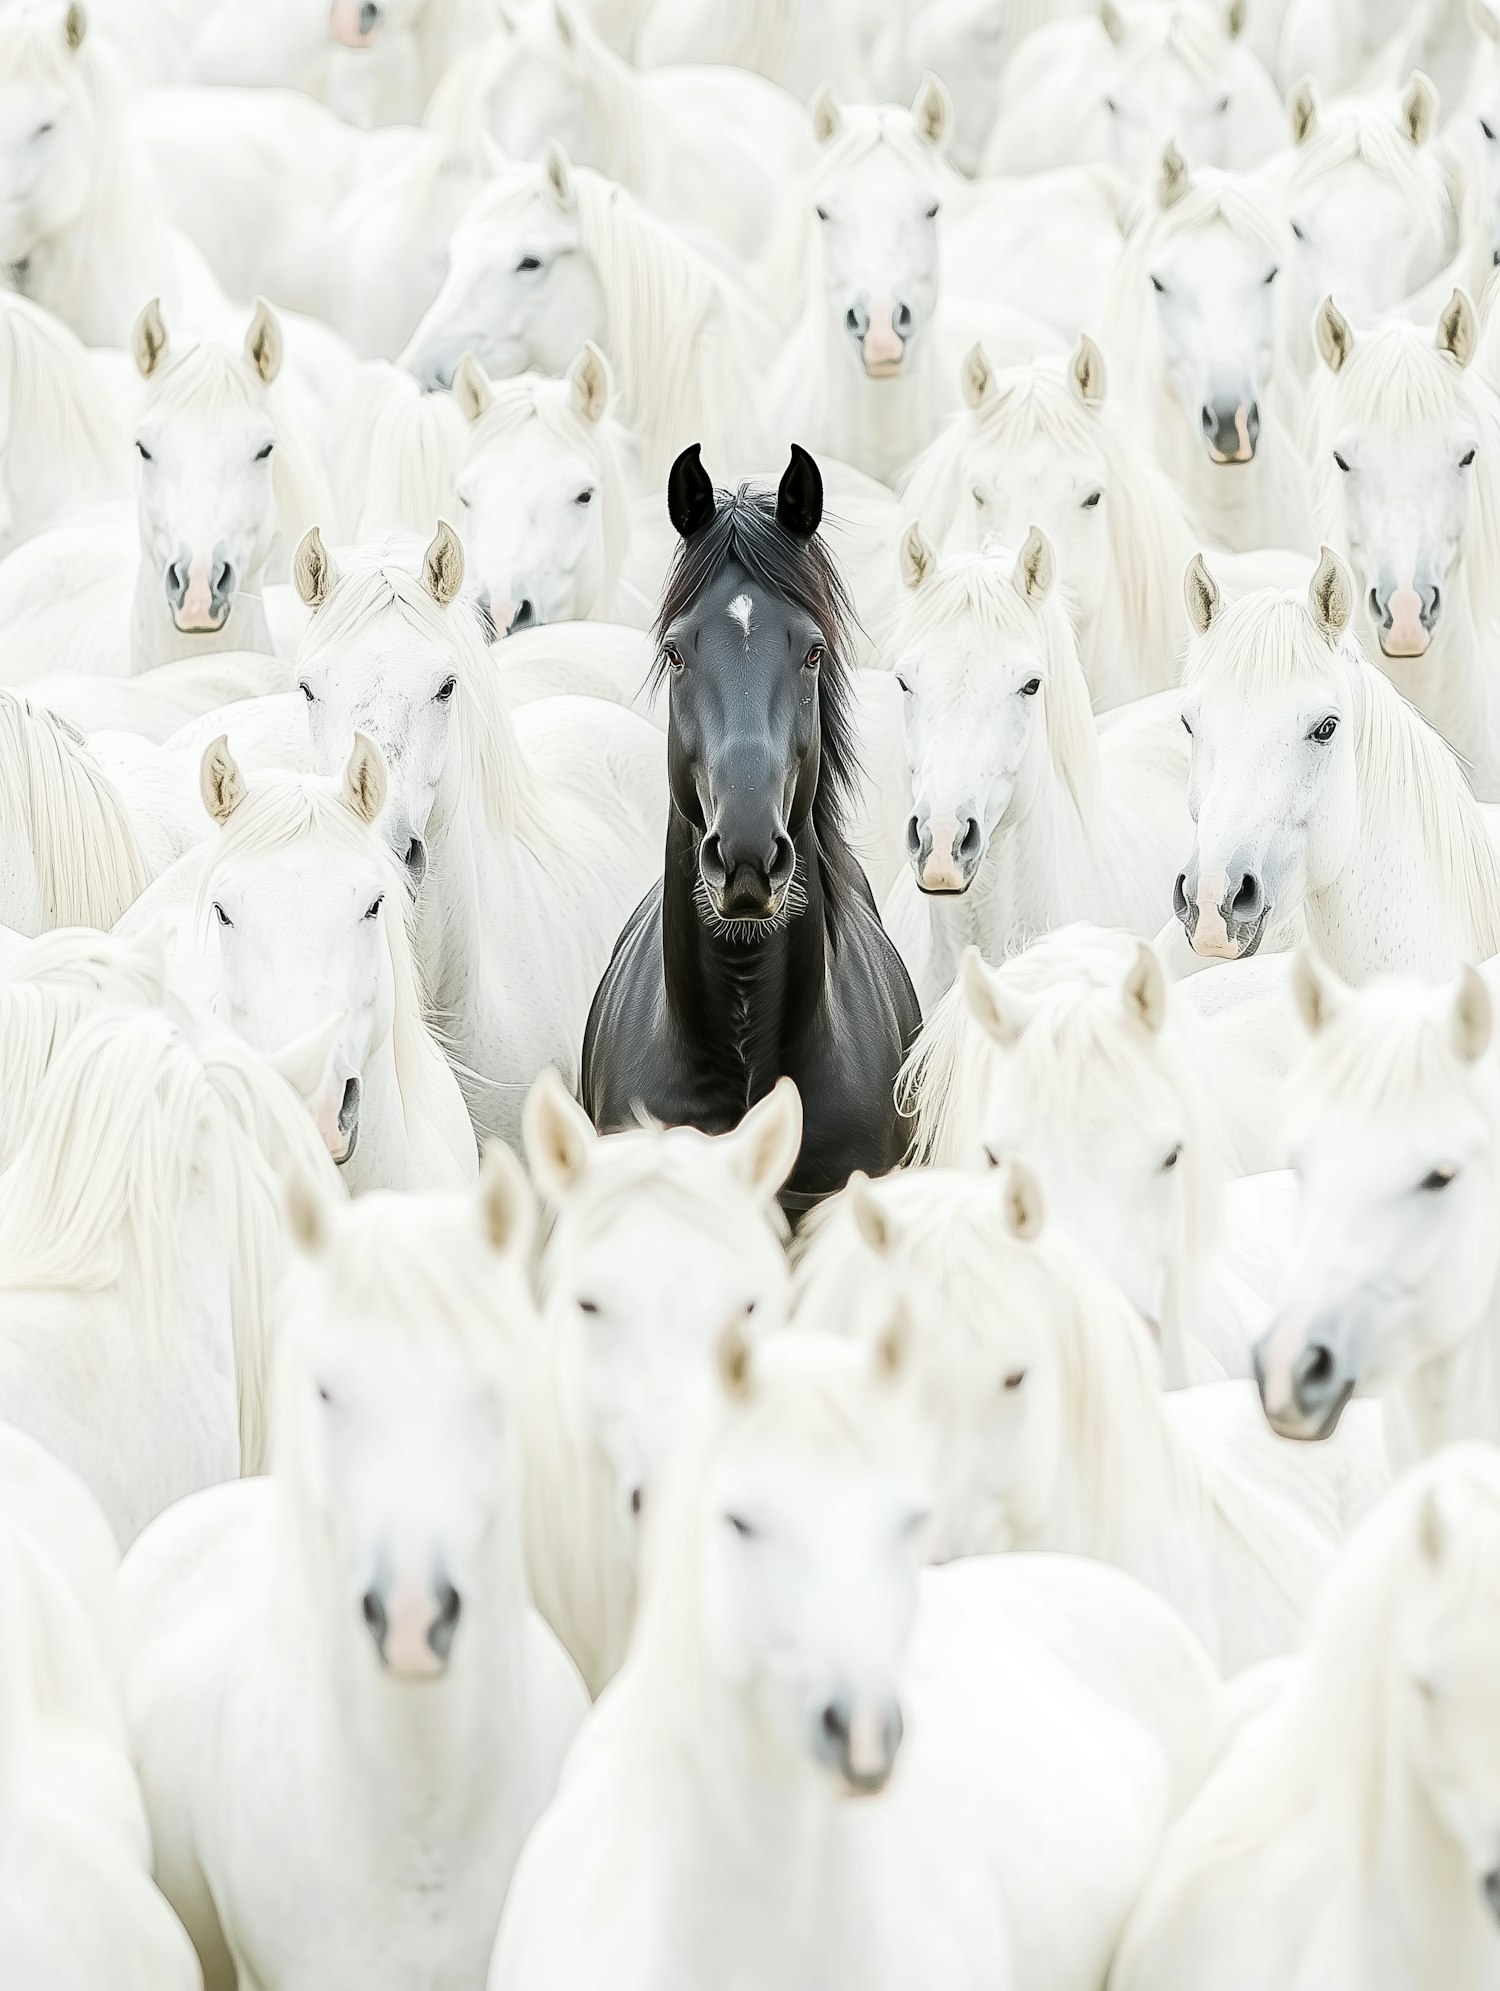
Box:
[581,442,920,1214]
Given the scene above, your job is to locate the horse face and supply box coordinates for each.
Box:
[402,192,604,393]
[456,419,606,632]
[894,620,1046,895]
[1148,215,1279,466]
[1102,39,1273,178]
[476,40,595,167]
[134,399,279,636]
[664,559,822,926]
[905,0,1010,176]
[0,27,93,267]
[1471,93,1500,274]
[965,435,1110,630]
[1286,162,1433,346]
[814,141,941,383]
[208,839,393,1167]
[1176,665,1355,961]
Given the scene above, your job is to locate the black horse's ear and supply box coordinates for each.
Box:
[667,443,716,539]
[776,443,823,538]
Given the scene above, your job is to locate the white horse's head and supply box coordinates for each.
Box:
[1465,1,1500,270]
[888,525,1096,893]
[1175,550,1359,960]
[801,83,949,384]
[526,1070,797,1539]
[1305,292,1491,663]
[0,3,95,272]
[1256,958,1500,1441]
[902,0,1017,175]
[1094,0,1280,176]
[438,3,602,168]
[277,1152,536,1681]
[401,151,604,393]
[451,342,625,631]
[130,299,288,636]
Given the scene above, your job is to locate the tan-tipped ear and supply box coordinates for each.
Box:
[341,732,386,826]
[1419,1481,1449,1563]
[521,1065,595,1201]
[268,1013,340,1105]
[477,1138,537,1257]
[874,1295,911,1379]
[716,1317,754,1399]
[847,1169,898,1255]
[1453,963,1492,1063]
[723,1077,802,1202]
[1000,1156,1045,1241]
[292,525,337,610]
[1122,940,1167,1033]
[542,140,574,210]
[1289,945,1346,1035]
[810,81,842,144]
[132,297,168,380]
[1100,0,1127,43]
[1183,551,1220,636]
[1158,138,1190,209]
[1287,75,1317,146]
[64,2,86,50]
[243,298,282,386]
[960,341,994,410]
[1225,0,1246,37]
[1314,296,1353,374]
[285,1170,330,1254]
[422,519,465,606]
[1401,69,1437,146]
[1437,288,1478,369]
[568,340,611,423]
[200,734,247,825]
[1013,525,1054,605]
[1070,331,1107,406]
[452,351,492,424]
[1472,0,1500,42]
[959,945,1034,1048]
[898,519,937,592]
[1308,545,1353,640]
[912,71,950,149]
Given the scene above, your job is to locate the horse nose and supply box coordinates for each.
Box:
[814,1692,904,1795]
[360,1570,463,1677]
[846,291,910,376]
[911,808,981,892]
[1370,580,1439,657]
[402,835,428,893]
[1200,397,1258,463]
[1290,1339,1342,1416]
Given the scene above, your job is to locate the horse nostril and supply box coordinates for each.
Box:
[428,1580,462,1663]
[768,832,795,889]
[164,558,188,608]
[402,836,427,892]
[844,303,868,340]
[821,1699,850,1747]
[1244,401,1260,449]
[699,831,727,890]
[210,556,234,606]
[1423,584,1441,630]
[359,0,381,30]
[1370,586,1390,629]
[1230,872,1262,920]
[956,814,981,864]
[905,814,922,859]
[361,1587,388,1660]
[1293,1341,1337,1407]
[1172,872,1189,919]
[508,598,536,634]
[1200,404,1216,436]
[892,301,914,338]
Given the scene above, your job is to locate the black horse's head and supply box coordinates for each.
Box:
[656,443,856,930]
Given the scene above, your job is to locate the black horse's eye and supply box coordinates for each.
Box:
[515,254,542,273]
[575,487,595,506]
[435,676,457,702]
[1421,1165,1456,1191]
[212,901,232,928]
[363,894,384,920]
[1309,715,1338,744]
[663,644,684,674]
[805,645,823,671]
[135,440,152,461]
[1019,677,1041,696]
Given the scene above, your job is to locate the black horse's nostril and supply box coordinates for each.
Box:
[699,831,727,891]
[428,1580,462,1662]
[402,837,427,892]
[361,1587,388,1660]
[508,598,536,634]
[768,831,795,890]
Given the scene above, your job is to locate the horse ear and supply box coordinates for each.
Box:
[1308,545,1353,640]
[422,519,465,606]
[1183,551,1221,636]
[1473,0,1500,42]
[284,1169,330,1255]
[1289,945,1345,1035]
[898,520,937,591]
[809,82,842,144]
[64,2,86,50]
[1122,940,1167,1034]
[132,297,168,379]
[666,443,716,538]
[1100,0,1128,44]
[1000,1157,1045,1242]
[912,72,951,149]
[1013,526,1054,605]
[1453,964,1493,1063]
[200,734,247,826]
[960,341,995,410]
[522,1065,596,1200]
[1158,138,1190,209]
[268,1013,340,1107]
[843,1169,897,1255]
[542,141,575,211]
[1315,295,1354,374]
[244,298,283,386]
[1436,288,1478,368]
[1401,69,1437,147]
[1287,76,1317,146]
[716,1317,754,1400]
[293,524,338,610]
[1070,331,1107,406]
[723,1077,802,1202]
[960,945,1032,1048]
[341,732,386,826]
[568,340,611,423]
[873,1295,912,1380]
[776,442,823,538]
[1225,0,1246,36]
[477,1139,537,1259]
[452,352,492,424]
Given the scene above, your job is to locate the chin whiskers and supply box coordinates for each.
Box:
[693,869,808,944]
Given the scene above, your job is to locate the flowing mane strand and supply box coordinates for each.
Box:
[0,692,149,929]
[334,360,466,539]
[0,291,122,519]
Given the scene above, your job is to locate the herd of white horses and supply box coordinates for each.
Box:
[6,0,1500,1982]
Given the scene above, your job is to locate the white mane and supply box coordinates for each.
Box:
[0,691,149,929]
[333,361,467,539]
[0,290,121,534]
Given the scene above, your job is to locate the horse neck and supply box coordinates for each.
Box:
[129,548,270,673]
[1164,414,1289,556]
[1385,1292,1500,1467]
[941,732,1090,962]
[815,325,938,487]
[1365,588,1500,794]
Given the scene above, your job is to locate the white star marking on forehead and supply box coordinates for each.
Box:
[727,593,754,639]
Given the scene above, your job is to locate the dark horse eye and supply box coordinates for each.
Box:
[663,644,684,673]
[804,646,823,671]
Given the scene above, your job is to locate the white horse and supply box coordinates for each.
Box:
[1302,289,1500,796]
[1255,954,1500,1473]
[332,359,469,539]
[428,0,813,261]
[490,1325,1228,1991]
[327,0,507,128]
[1172,547,1500,979]
[879,527,1190,1008]
[288,525,664,1145]
[0,288,125,557]
[794,1164,1386,1671]
[1104,145,1312,556]
[0,1003,338,1546]
[519,1068,798,1696]
[1112,1445,1500,1991]
[638,0,873,101]
[401,148,774,480]
[117,1156,586,1990]
[899,928,1293,1383]
[30,650,296,743]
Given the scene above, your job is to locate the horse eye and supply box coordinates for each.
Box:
[1420,1166,1457,1191]
[316,1383,333,1405]
[33,121,54,140]
[212,901,232,929]
[1161,1143,1183,1172]
[135,440,152,461]
[804,645,823,671]
[1149,274,1166,294]
[1104,95,1118,114]
[924,202,940,219]
[515,254,543,273]
[435,676,457,703]
[1309,715,1338,744]
[1019,677,1041,696]
[363,894,384,920]
[982,1144,1002,1169]
[1332,451,1350,472]
[298,680,315,703]
[1003,1370,1026,1391]
[896,674,913,695]
[814,205,829,221]
[1290,218,1306,242]
[1181,715,1193,736]
[971,487,987,506]
[1264,265,1279,284]
[1461,448,1477,467]
[254,442,274,461]
[577,1297,600,1315]
[726,1513,756,1538]
[575,487,595,506]
[1081,489,1102,508]
[1215,93,1230,112]
[663,644,684,673]
[1483,118,1497,141]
